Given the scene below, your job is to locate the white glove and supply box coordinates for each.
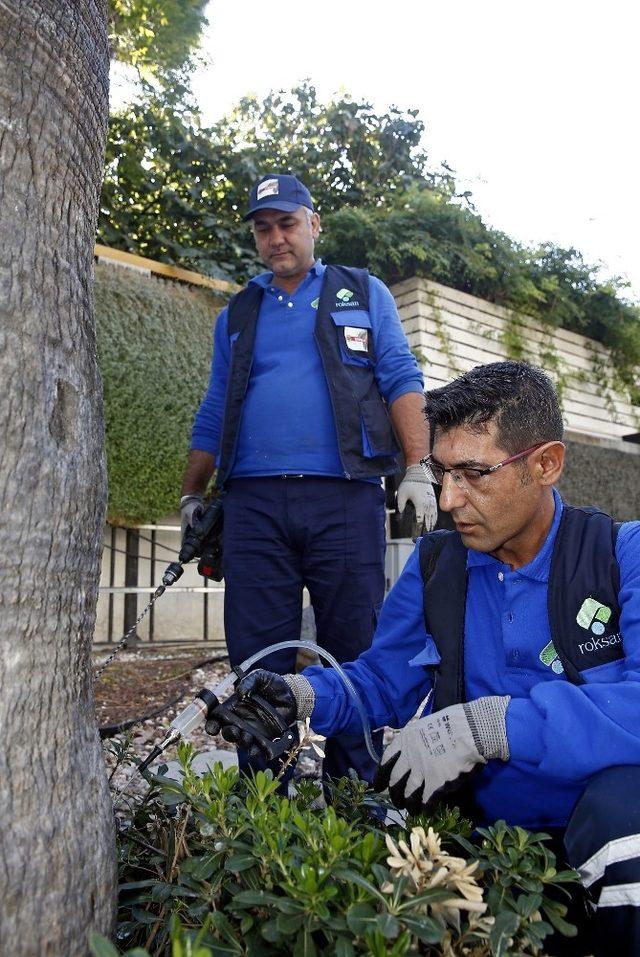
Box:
[180,493,204,539]
[375,696,510,812]
[397,464,438,531]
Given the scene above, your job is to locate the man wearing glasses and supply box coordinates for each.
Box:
[214,360,640,955]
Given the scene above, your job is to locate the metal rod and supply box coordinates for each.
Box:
[108,524,116,643]
[99,585,225,594]
[149,527,156,643]
[203,577,209,642]
[123,528,140,642]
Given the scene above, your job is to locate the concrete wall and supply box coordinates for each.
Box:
[392,276,639,442]
[559,438,640,521]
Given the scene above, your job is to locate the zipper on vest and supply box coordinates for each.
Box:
[313,328,351,480]
[222,356,254,484]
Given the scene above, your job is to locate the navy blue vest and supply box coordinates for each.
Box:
[216,264,400,486]
[419,505,622,712]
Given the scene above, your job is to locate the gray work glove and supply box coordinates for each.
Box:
[397,464,438,531]
[375,696,510,813]
[204,669,315,739]
[180,493,204,539]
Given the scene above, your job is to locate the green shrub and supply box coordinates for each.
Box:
[103,742,580,956]
[94,264,229,524]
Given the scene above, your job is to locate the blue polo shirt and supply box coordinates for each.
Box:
[305,490,640,828]
[190,261,423,477]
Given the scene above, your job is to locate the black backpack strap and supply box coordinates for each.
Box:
[419,531,469,710]
[548,506,623,684]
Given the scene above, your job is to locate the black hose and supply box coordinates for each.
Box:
[98,652,230,739]
[99,692,187,738]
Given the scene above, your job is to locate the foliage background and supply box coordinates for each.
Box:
[94,263,227,524]
[108,0,209,80]
[98,83,640,393]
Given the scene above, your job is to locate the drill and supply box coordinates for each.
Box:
[163,494,224,586]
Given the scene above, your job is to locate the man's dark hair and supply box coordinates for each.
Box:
[426,361,564,454]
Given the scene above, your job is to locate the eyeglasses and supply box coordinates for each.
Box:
[419,442,547,490]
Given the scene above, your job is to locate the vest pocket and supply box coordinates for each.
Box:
[360,397,399,457]
[330,310,375,365]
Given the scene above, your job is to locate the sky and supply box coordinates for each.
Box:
[116,0,640,300]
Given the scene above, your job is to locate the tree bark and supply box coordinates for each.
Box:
[0,2,115,953]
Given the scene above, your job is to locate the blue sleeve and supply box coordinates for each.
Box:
[368,276,424,406]
[304,544,438,736]
[507,520,640,780]
[190,306,230,456]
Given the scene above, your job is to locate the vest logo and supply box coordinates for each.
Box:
[539,640,564,674]
[578,632,622,655]
[310,297,319,310]
[336,288,354,302]
[576,598,612,636]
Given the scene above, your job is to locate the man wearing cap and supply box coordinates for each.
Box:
[180,172,436,786]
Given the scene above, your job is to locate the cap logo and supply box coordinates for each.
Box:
[256,178,279,201]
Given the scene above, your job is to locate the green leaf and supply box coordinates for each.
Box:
[397,914,444,945]
[489,910,520,956]
[333,938,356,957]
[260,919,282,944]
[543,901,578,938]
[225,853,256,873]
[89,935,121,957]
[346,902,378,935]
[376,912,400,939]
[230,889,280,908]
[515,892,542,917]
[275,913,304,934]
[118,880,161,891]
[293,929,317,957]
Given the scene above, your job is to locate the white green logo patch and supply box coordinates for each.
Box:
[539,640,564,674]
[310,297,319,310]
[336,288,354,302]
[576,598,612,636]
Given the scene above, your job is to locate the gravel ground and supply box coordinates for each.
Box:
[95,648,323,809]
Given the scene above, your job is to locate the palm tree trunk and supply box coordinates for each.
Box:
[0,2,116,952]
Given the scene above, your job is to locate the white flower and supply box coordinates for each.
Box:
[383,825,487,930]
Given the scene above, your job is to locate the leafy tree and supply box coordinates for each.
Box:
[98,82,431,278]
[98,89,255,279]
[108,0,209,79]
[98,82,640,392]
[215,82,436,211]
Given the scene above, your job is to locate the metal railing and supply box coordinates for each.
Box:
[97,523,224,645]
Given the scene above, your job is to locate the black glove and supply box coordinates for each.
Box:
[237,670,299,723]
[204,679,303,760]
[204,669,314,746]
[204,697,266,755]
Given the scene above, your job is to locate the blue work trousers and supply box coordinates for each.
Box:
[560,765,640,956]
[221,476,386,785]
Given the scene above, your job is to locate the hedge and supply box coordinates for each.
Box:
[94,263,229,525]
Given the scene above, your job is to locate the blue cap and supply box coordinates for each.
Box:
[243,173,314,221]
